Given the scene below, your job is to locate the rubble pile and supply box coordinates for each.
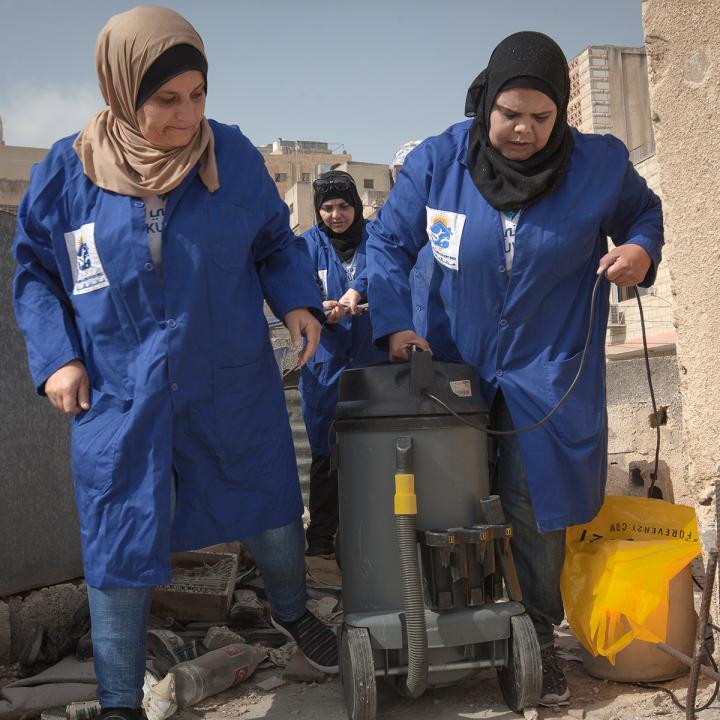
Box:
[0,551,342,720]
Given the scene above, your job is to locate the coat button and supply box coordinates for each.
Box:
[499,318,508,327]
[498,265,505,272]
[144,262,154,271]
[167,318,177,328]
[171,383,179,391]
[496,369,504,377]
[134,201,144,208]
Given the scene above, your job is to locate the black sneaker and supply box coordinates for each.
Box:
[99,710,143,720]
[305,540,334,557]
[539,644,570,706]
[271,610,339,673]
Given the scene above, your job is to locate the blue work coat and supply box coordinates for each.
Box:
[367,122,663,531]
[299,223,386,455]
[13,120,323,587]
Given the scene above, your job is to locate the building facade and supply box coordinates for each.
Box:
[568,45,674,356]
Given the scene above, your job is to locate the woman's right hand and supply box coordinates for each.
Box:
[388,330,431,362]
[45,360,91,414]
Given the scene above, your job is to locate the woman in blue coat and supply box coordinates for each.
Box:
[366,32,663,706]
[12,7,338,714]
[299,171,386,556]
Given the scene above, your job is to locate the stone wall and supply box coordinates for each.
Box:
[642,0,720,541]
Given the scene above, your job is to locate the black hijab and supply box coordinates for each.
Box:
[465,31,574,211]
[314,170,365,262]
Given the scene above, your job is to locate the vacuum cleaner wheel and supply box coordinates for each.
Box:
[340,624,377,720]
[496,613,543,712]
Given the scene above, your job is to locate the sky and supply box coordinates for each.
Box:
[0,0,646,165]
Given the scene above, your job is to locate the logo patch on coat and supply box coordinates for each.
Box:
[425,207,465,270]
[316,269,329,301]
[64,223,110,295]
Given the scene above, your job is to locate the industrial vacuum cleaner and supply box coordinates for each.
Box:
[334,348,542,719]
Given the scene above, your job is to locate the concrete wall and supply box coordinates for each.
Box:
[0,145,47,211]
[642,0,720,535]
[606,355,683,505]
[285,180,314,234]
[0,211,84,596]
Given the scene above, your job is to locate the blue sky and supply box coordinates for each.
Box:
[0,0,645,164]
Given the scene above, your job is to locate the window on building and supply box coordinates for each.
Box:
[274,173,288,183]
[363,178,375,189]
[301,173,311,182]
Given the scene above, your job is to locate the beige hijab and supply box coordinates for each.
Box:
[73,5,219,197]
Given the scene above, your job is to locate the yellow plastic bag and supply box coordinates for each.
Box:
[560,495,700,663]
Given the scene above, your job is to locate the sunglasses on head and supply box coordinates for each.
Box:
[312,175,356,194]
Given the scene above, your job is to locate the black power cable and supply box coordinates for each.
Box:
[634,286,661,498]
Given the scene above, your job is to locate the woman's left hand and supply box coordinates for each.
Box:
[284,308,321,367]
[598,244,652,287]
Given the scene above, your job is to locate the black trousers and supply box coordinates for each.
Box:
[305,453,339,550]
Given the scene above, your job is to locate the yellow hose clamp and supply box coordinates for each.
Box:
[394,473,417,515]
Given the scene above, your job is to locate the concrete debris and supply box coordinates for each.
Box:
[8,583,87,665]
[202,625,246,651]
[306,596,338,622]
[568,709,586,719]
[267,641,296,668]
[522,708,539,720]
[282,651,325,683]
[229,589,266,624]
[256,675,287,691]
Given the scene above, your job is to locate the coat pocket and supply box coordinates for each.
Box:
[71,391,133,496]
[213,350,285,458]
[543,350,605,444]
[548,216,602,280]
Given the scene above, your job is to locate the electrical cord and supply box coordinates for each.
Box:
[425,272,605,436]
[635,286,661,498]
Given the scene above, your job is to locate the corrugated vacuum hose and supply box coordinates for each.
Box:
[394,436,429,698]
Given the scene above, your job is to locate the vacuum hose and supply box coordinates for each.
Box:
[394,437,428,698]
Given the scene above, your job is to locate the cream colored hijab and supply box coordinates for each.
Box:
[73,5,219,197]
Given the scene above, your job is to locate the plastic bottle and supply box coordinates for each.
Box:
[171,642,267,707]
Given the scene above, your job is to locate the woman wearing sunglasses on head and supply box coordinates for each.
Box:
[12,6,339,714]
[298,171,386,557]
[366,31,663,707]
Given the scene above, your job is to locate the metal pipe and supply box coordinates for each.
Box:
[375,658,497,677]
[685,547,718,719]
[654,642,720,683]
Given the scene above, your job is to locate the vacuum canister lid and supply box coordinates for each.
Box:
[335,359,489,421]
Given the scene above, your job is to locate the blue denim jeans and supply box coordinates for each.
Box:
[491,393,566,647]
[88,517,307,707]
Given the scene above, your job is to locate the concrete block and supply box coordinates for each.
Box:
[0,212,83,595]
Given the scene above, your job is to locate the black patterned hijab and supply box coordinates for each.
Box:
[464,31,574,211]
[313,170,364,262]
